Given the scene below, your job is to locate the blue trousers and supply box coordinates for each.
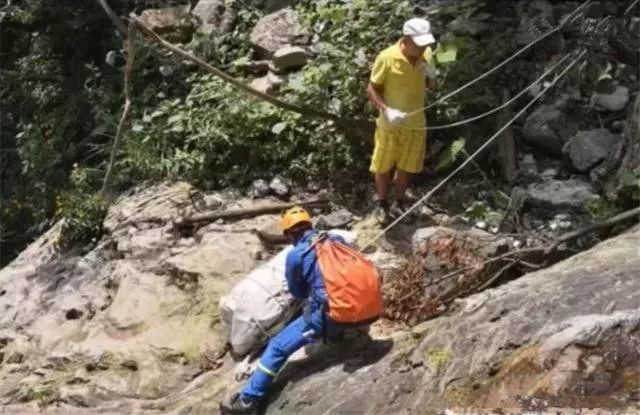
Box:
[240,306,341,401]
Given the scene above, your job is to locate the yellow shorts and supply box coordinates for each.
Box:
[369,127,426,174]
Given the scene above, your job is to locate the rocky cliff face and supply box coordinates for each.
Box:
[0,182,266,413]
[0,181,638,414]
[266,225,640,414]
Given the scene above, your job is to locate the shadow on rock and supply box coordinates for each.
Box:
[259,333,394,413]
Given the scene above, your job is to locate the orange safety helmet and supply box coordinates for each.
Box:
[280,206,312,233]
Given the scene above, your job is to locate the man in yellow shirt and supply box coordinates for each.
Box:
[367,17,437,224]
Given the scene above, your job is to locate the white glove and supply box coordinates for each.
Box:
[418,61,438,79]
[383,107,408,125]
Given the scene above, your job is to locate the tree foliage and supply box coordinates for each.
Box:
[1,0,637,264]
[0,0,127,262]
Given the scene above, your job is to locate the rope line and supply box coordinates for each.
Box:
[359,49,587,252]
[625,0,640,15]
[405,0,592,116]
[393,51,574,131]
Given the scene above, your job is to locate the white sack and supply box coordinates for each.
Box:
[219,230,355,356]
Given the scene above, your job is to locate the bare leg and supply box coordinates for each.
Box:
[394,169,412,201]
[374,171,392,201]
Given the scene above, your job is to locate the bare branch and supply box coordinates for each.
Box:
[101,19,136,196]
[546,206,640,254]
[96,0,127,35]
[131,16,375,140]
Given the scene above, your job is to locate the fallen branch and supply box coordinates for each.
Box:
[422,246,543,289]
[101,19,136,196]
[174,199,330,229]
[545,206,640,254]
[437,258,520,306]
[474,259,519,292]
[131,16,375,140]
[436,207,640,307]
[425,205,640,290]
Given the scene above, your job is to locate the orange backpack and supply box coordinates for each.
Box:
[311,234,383,325]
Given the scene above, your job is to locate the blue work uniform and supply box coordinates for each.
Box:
[240,230,346,401]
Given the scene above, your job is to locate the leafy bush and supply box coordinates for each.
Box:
[435,138,467,171]
[119,73,364,187]
[0,0,123,262]
[112,0,493,192]
[619,172,640,205]
[54,166,106,250]
[6,0,628,263]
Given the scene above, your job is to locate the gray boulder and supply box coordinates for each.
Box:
[411,226,508,258]
[562,128,621,172]
[589,136,625,183]
[249,179,270,198]
[523,105,578,156]
[138,6,193,42]
[592,85,630,112]
[315,209,355,230]
[250,8,310,59]
[526,178,599,210]
[410,226,511,304]
[191,0,236,37]
[248,72,283,94]
[272,46,307,71]
[269,176,291,197]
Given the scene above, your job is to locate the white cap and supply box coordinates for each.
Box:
[403,18,435,47]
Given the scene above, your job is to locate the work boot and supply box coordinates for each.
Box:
[372,199,391,225]
[220,393,257,415]
[390,199,416,224]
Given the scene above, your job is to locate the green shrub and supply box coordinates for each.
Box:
[55,166,107,250]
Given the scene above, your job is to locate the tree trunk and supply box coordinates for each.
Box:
[497,88,517,182]
[101,20,135,196]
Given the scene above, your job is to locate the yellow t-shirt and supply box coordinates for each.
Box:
[370,42,434,131]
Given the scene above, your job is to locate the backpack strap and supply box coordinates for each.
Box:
[321,302,328,345]
[302,231,329,255]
